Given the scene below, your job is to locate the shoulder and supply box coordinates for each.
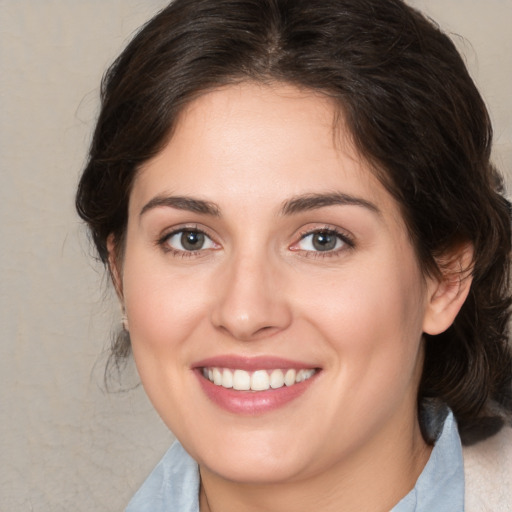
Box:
[463,425,512,512]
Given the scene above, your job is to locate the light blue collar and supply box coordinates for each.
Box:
[392,412,464,511]
[125,441,200,512]
[126,412,464,511]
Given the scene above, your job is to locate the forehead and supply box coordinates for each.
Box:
[130,82,400,223]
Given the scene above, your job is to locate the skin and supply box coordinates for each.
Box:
[111,82,471,512]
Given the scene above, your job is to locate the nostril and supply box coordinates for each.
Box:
[215,323,279,342]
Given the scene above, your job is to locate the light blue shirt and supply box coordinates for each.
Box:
[125,412,464,511]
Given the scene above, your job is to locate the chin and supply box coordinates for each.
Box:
[187,429,314,484]
[203,453,308,485]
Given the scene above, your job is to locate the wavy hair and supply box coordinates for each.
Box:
[76,0,512,444]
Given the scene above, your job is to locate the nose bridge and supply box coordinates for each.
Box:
[211,246,291,340]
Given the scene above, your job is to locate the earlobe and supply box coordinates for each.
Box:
[107,235,129,332]
[422,243,474,335]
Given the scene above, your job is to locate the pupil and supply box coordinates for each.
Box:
[181,231,204,251]
[313,232,336,251]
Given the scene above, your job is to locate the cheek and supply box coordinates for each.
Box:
[120,252,215,430]
[121,247,210,360]
[297,254,427,383]
[304,261,423,332]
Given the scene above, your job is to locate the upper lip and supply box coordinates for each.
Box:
[193,355,320,371]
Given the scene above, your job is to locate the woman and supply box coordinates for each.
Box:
[76,0,512,510]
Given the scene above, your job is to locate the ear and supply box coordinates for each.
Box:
[422,243,474,335]
[107,234,124,302]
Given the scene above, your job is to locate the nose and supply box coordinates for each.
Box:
[210,251,292,341]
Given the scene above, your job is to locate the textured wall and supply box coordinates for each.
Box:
[0,1,510,511]
[0,2,173,511]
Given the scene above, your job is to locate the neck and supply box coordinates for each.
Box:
[199,413,431,512]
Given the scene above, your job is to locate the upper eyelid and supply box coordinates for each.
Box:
[296,225,354,243]
[159,224,214,240]
[299,227,348,238]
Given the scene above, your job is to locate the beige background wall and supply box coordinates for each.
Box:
[1,1,510,510]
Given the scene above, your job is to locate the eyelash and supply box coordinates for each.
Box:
[292,226,355,259]
[157,225,218,258]
[156,225,355,259]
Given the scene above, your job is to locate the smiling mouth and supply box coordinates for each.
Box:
[201,367,318,392]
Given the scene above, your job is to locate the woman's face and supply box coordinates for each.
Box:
[119,82,439,484]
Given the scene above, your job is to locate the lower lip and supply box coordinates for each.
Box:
[195,370,318,415]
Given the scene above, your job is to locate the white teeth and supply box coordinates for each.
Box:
[284,369,296,386]
[222,368,233,388]
[270,369,285,389]
[251,370,270,391]
[304,369,315,379]
[233,369,251,390]
[213,368,223,385]
[203,367,316,391]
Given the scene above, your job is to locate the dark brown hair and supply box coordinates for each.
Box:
[76,0,512,444]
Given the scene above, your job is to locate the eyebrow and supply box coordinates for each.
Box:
[280,192,380,216]
[139,195,221,217]
[139,191,380,218]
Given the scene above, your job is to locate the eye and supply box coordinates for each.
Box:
[163,229,218,252]
[294,229,352,253]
